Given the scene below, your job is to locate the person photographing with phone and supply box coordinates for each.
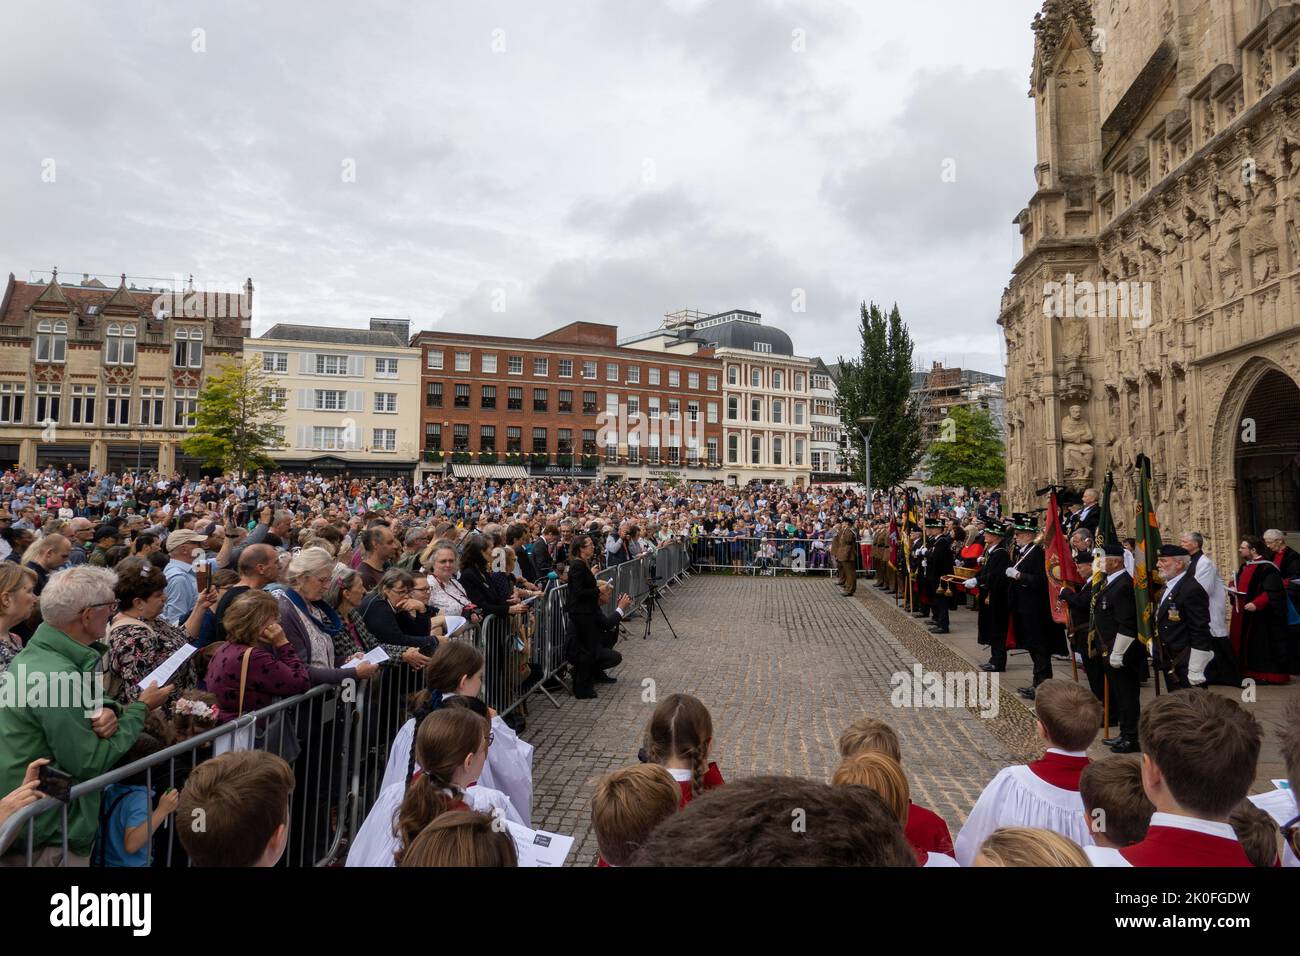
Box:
[0,566,173,866]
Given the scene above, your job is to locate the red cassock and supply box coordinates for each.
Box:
[905,801,954,857]
[678,762,726,808]
[1119,826,1253,867]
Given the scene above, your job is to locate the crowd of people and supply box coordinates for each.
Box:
[0,465,1295,868]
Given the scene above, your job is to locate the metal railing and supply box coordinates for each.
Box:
[683,536,874,576]
[0,543,691,867]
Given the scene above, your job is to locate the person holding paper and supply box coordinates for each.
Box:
[105,557,212,714]
[328,568,432,669]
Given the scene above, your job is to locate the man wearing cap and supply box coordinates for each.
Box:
[162,528,208,626]
[924,517,954,633]
[1155,543,1214,689]
[86,525,120,566]
[966,520,1011,671]
[831,518,858,596]
[1082,543,1141,751]
[1005,513,1064,699]
[1060,547,1106,702]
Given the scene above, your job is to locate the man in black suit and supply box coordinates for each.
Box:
[1073,487,1100,536]
[1079,543,1142,752]
[1005,513,1065,700]
[1061,549,1107,706]
[966,521,1011,671]
[1154,543,1213,689]
[925,518,954,634]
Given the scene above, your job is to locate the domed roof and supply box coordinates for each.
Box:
[702,319,794,356]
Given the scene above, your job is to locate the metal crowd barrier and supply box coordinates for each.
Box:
[685,536,855,575]
[0,542,693,868]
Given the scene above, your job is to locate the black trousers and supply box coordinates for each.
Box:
[1108,644,1143,739]
[931,588,949,629]
[1018,614,1053,685]
[570,613,622,691]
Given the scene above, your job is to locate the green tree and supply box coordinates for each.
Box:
[835,301,923,489]
[181,359,284,477]
[924,405,1005,489]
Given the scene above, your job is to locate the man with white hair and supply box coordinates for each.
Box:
[0,566,172,865]
[1264,529,1300,581]
[1154,544,1213,688]
[1180,530,1231,682]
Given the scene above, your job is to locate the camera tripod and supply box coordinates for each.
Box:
[642,576,680,640]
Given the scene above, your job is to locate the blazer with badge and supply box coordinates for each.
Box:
[1090,571,1137,654]
[1155,572,1212,655]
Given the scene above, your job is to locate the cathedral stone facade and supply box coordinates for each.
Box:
[1001,0,1300,568]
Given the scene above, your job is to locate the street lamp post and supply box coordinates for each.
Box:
[857,415,877,507]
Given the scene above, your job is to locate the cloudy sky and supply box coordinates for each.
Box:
[1,0,1042,376]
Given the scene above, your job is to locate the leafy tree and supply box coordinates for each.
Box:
[835,301,923,489]
[181,359,284,477]
[925,405,1005,489]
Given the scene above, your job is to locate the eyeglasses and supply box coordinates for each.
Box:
[86,600,119,613]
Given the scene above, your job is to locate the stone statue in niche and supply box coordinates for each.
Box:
[1060,404,1095,483]
[1242,173,1279,284]
[1212,186,1245,301]
[1061,313,1088,358]
[1188,213,1213,312]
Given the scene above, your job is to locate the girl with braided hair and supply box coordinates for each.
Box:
[642,693,725,807]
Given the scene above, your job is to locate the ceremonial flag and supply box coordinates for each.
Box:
[1044,490,1084,627]
[1086,472,1117,658]
[1133,454,1162,650]
[887,513,898,568]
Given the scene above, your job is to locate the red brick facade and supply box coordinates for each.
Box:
[413,324,725,476]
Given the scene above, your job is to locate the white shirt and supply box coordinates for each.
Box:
[1084,812,1242,868]
[1159,570,1186,609]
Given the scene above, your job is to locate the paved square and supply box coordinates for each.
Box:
[525,574,1019,865]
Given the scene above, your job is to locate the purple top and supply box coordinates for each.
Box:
[205,641,310,721]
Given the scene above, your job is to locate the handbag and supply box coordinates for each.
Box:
[214,647,301,762]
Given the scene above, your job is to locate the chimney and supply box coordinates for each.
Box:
[241,277,254,336]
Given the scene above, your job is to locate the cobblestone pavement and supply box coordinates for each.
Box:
[525,574,1018,865]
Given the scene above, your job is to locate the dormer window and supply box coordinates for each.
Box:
[105,323,137,366]
[35,320,67,363]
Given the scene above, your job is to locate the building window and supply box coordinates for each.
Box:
[606,363,618,382]
[105,386,130,427]
[454,384,470,408]
[558,359,573,377]
[558,389,573,413]
[532,428,548,454]
[605,435,618,464]
[425,423,442,451]
[315,353,348,376]
[627,434,640,465]
[627,366,640,384]
[71,385,96,426]
[727,366,738,386]
[315,389,347,411]
[508,355,524,374]
[751,368,761,388]
[104,324,137,366]
[508,387,523,410]
[35,320,68,364]
[707,402,719,424]
[533,388,549,412]
[728,434,738,464]
[605,393,618,418]
[373,428,397,452]
[727,397,738,420]
[648,397,660,420]
[426,382,443,408]
[557,428,573,454]
[753,342,772,353]
[263,351,288,373]
[772,400,783,424]
[270,425,286,447]
[667,444,680,466]
[533,357,548,376]
[427,350,444,370]
[582,391,597,414]
[648,435,660,465]
[795,438,805,466]
[582,430,597,455]
[455,352,471,372]
[480,425,496,452]
[794,402,805,425]
[506,427,522,453]
[794,372,805,391]
[173,388,198,428]
[375,357,398,378]
[482,354,497,373]
[668,370,680,387]
[773,438,783,465]
[374,392,397,413]
[582,360,597,379]
[688,372,699,390]
[481,385,496,409]
[667,399,680,421]
[34,384,60,425]
[707,375,719,391]
[751,398,761,421]
[751,435,761,464]
[453,424,469,452]
[627,396,640,418]
[313,426,350,451]
[707,437,719,464]
[140,387,165,426]
[773,370,783,390]
[812,374,828,390]
[648,367,661,386]
[686,440,699,466]
[263,387,286,408]
[687,401,699,422]
[811,451,822,471]
[174,330,204,371]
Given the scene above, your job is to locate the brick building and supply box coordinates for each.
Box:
[412,322,725,481]
[0,269,248,474]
